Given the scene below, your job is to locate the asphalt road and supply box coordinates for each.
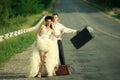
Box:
[54,0,120,80]
[0,0,120,80]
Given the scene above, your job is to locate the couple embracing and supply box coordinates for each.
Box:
[27,13,79,78]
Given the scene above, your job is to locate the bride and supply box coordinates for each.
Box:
[27,16,64,78]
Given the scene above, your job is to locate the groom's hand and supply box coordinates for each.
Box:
[76,30,80,34]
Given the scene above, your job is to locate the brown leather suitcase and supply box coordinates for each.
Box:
[55,65,71,76]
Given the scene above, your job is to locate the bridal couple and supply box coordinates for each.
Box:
[28,13,79,78]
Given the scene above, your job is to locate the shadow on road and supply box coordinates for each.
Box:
[0,73,26,79]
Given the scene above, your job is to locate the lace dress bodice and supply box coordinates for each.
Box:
[39,27,52,39]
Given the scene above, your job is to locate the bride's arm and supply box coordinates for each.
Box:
[36,25,44,41]
[51,29,64,38]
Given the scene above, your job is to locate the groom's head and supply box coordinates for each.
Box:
[52,13,59,22]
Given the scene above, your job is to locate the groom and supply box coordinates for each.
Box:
[52,13,79,65]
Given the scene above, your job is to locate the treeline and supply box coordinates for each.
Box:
[0,0,52,26]
[86,0,120,8]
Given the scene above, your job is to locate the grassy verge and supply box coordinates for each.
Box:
[0,14,42,35]
[82,0,120,19]
[0,30,36,66]
[0,14,42,67]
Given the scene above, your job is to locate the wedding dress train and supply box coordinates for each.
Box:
[27,27,59,77]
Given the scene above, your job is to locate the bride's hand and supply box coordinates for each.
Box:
[58,28,64,38]
[36,36,39,41]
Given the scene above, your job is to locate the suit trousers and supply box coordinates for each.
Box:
[57,40,65,65]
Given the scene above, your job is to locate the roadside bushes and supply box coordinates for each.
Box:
[0,0,52,27]
[86,0,120,8]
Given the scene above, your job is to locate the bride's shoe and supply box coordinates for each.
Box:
[37,73,41,78]
[35,72,41,78]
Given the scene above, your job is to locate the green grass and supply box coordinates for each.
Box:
[0,13,42,67]
[113,13,120,19]
[0,30,36,66]
[0,14,42,35]
[0,13,41,66]
[82,0,120,19]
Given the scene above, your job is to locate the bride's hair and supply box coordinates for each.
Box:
[45,16,53,21]
[45,16,53,29]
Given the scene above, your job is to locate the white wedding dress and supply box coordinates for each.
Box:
[27,26,59,77]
